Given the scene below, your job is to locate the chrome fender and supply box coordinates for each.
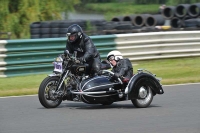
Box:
[125,73,164,100]
[48,73,61,77]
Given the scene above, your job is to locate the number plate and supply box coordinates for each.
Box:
[53,62,63,73]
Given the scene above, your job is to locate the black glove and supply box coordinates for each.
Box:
[113,73,123,79]
[98,70,103,75]
[64,50,69,56]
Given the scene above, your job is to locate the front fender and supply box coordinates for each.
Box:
[127,73,164,100]
[48,73,61,77]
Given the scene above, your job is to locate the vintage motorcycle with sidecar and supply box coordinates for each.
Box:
[38,51,164,108]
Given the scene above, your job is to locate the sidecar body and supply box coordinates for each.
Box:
[71,69,164,106]
[79,76,125,104]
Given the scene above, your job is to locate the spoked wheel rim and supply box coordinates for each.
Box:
[38,76,64,108]
[136,86,153,105]
[131,85,153,108]
[44,80,62,106]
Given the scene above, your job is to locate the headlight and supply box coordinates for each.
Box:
[54,56,63,62]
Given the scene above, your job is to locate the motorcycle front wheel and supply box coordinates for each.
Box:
[38,76,65,108]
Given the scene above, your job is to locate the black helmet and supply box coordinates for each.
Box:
[66,24,83,44]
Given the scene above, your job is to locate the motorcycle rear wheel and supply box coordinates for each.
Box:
[38,76,64,108]
[131,81,153,108]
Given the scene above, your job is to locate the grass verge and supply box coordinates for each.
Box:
[1,57,200,97]
[77,3,160,20]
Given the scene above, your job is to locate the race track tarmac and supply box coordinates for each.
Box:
[0,83,200,133]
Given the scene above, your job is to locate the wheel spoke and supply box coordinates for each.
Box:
[38,76,63,108]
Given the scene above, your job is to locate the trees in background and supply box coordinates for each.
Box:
[134,0,200,4]
[81,0,200,4]
[1,0,199,39]
[0,0,80,39]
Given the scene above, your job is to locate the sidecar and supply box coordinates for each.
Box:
[71,69,164,107]
[38,53,164,108]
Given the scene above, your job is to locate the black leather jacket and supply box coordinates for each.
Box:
[65,33,100,63]
[111,58,133,79]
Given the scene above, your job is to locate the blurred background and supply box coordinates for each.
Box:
[0,0,200,39]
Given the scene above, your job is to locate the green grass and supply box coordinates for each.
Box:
[133,57,200,85]
[0,74,47,97]
[1,57,200,97]
[79,3,160,20]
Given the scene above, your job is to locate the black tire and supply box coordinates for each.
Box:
[50,34,60,38]
[30,22,41,28]
[41,21,51,28]
[50,21,61,28]
[40,28,51,34]
[59,22,73,28]
[59,34,66,37]
[102,22,119,30]
[101,101,113,105]
[59,28,68,34]
[41,34,50,38]
[131,79,153,108]
[51,28,60,34]
[114,23,133,30]
[38,76,64,108]
[90,19,106,26]
[30,28,40,34]
[31,34,40,39]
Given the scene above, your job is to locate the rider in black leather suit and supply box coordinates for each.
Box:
[107,50,133,80]
[65,24,101,76]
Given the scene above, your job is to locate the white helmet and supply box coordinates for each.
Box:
[107,50,123,61]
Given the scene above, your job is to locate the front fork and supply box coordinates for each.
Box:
[57,70,69,91]
[48,70,69,98]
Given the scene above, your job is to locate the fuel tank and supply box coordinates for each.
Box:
[80,76,117,92]
[70,63,90,76]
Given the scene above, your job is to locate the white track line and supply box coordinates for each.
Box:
[0,83,200,99]
[163,82,200,86]
[0,95,37,99]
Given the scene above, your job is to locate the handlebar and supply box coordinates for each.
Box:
[102,70,123,84]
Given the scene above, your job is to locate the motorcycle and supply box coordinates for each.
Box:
[38,51,164,108]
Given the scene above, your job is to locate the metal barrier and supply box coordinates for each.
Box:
[0,35,116,77]
[1,31,200,77]
[114,31,200,60]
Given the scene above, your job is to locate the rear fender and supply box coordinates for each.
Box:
[126,73,164,100]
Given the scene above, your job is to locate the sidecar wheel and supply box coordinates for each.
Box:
[131,86,153,108]
[38,76,64,108]
[101,101,113,105]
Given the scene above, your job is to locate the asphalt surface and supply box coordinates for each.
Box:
[0,83,200,133]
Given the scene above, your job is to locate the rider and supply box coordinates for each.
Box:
[64,24,101,76]
[107,50,133,82]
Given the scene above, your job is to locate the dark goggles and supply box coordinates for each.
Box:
[107,55,115,61]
